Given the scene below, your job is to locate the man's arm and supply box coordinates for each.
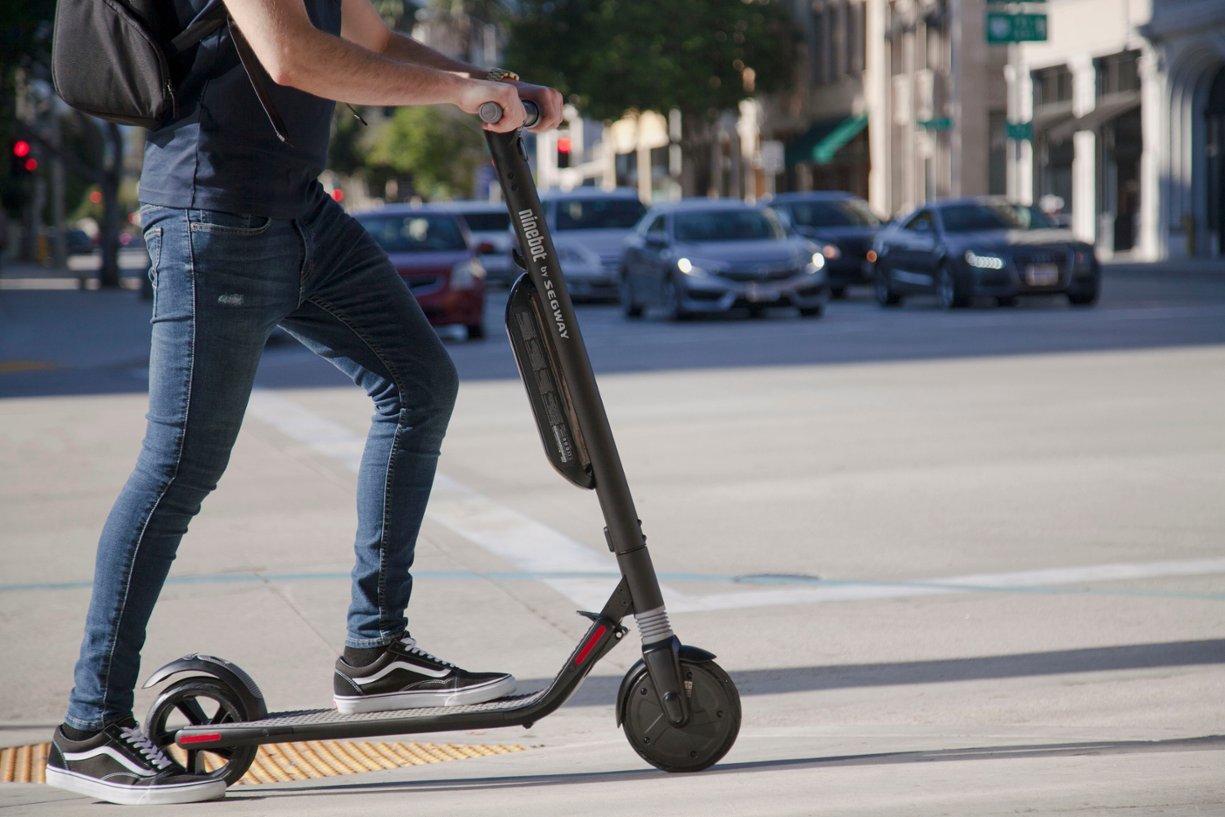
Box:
[338,0,563,130]
[220,0,538,132]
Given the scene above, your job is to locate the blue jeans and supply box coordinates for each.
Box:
[66,190,458,730]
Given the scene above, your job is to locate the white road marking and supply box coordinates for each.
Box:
[247,391,1225,612]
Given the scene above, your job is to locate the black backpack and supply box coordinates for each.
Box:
[51,0,287,141]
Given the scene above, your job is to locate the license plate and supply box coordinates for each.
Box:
[747,283,778,302]
[1025,263,1059,286]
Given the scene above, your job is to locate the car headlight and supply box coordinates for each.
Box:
[964,250,1006,270]
[450,258,486,290]
[808,252,826,272]
[677,257,724,277]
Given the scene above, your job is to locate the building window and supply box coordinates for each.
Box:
[824,6,837,82]
[833,2,847,79]
[849,2,866,73]
[812,7,827,84]
[1033,65,1073,107]
[988,109,1007,195]
[926,22,944,72]
[1096,50,1141,97]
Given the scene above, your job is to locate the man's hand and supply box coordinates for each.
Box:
[457,80,528,134]
[513,82,564,133]
[459,78,564,133]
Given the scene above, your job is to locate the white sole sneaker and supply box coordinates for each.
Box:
[334,673,516,714]
[45,766,226,806]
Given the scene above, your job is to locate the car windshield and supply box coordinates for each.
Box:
[459,211,510,232]
[786,199,880,228]
[940,202,1056,233]
[554,198,646,231]
[674,209,787,242]
[357,214,466,252]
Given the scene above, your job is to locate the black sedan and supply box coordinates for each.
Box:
[619,200,830,320]
[871,198,1100,308]
[767,191,882,297]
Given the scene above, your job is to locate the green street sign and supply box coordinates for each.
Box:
[917,117,953,131]
[986,11,1049,43]
[1005,120,1033,141]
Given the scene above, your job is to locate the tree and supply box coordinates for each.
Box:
[503,0,795,124]
[368,105,488,200]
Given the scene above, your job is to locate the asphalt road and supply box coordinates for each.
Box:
[1,261,1223,815]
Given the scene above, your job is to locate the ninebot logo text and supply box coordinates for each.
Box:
[517,208,570,340]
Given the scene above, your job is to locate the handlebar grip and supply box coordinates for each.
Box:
[478,100,541,129]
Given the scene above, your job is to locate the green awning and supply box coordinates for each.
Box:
[786,115,869,166]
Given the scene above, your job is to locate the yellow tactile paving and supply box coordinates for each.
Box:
[1,739,528,786]
[0,360,57,374]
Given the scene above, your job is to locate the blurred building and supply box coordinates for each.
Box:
[1007,0,1225,260]
[761,0,1008,218]
[426,0,1224,263]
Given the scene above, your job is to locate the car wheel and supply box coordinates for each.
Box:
[937,263,969,309]
[620,272,643,319]
[466,323,486,340]
[664,277,690,321]
[1067,283,1099,306]
[875,263,901,307]
[996,295,1018,307]
[798,305,823,318]
[830,286,847,300]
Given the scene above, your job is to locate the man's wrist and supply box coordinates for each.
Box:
[484,68,520,83]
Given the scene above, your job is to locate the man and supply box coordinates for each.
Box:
[45,0,562,805]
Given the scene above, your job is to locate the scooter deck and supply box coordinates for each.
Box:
[177,690,549,748]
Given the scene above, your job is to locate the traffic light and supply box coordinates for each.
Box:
[10,140,37,176]
[556,135,571,169]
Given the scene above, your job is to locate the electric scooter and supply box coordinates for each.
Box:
[141,102,741,787]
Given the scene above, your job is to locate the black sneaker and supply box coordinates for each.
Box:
[333,635,516,714]
[45,721,226,805]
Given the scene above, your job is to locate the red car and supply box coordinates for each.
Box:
[355,205,489,340]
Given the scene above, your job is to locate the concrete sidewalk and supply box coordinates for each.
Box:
[2,250,1223,816]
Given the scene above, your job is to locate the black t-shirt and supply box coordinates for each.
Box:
[140,0,341,218]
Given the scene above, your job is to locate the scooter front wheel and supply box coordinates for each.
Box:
[145,677,259,786]
[618,655,741,772]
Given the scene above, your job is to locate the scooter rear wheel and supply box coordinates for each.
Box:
[145,677,259,786]
[619,656,741,772]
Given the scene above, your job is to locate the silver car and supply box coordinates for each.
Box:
[540,189,646,302]
[436,200,516,287]
[619,200,830,320]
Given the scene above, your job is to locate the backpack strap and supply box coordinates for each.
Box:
[167,4,227,56]
[227,18,291,144]
[165,2,291,145]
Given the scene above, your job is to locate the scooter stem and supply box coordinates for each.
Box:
[484,121,690,725]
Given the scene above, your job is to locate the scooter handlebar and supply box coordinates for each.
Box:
[479,99,541,129]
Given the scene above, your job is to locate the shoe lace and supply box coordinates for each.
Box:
[118,725,173,771]
[399,635,456,668]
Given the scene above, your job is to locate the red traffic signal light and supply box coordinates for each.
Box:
[10,140,36,176]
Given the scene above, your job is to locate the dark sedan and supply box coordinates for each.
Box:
[355,205,488,340]
[871,198,1100,309]
[767,191,882,297]
[619,200,829,320]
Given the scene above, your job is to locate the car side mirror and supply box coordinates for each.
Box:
[645,235,668,250]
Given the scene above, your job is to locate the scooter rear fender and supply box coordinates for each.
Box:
[141,654,268,720]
